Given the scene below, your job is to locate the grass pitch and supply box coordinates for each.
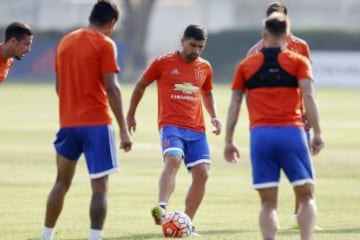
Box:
[0,83,359,240]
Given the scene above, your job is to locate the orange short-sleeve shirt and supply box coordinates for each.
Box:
[232,49,313,128]
[0,58,13,83]
[56,28,120,127]
[247,34,311,59]
[143,51,213,132]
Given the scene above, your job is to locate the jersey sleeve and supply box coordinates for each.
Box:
[202,63,213,92]
[246,39,264,57]
[142,58,162,83]
[101,39,120,75]
[297,56,313,81]
[301,42,311,60]
[231,61,246,91]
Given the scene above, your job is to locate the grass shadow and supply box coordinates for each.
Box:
[277,227,360,236]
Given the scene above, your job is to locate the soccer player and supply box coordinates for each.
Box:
[126,24,222,236]
[224,13,324,240]
[247,2,318,230]
[41,1,132,240]
[0,22,33,83]
[247,2,310,59]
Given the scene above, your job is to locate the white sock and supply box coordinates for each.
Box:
[41,227,54,240]
[158,202,168,210]
[294,214,298,221]
[89,229,103,240]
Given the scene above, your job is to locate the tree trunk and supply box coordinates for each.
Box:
[122,0,156,81]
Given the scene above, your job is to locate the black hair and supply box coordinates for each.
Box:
[5,22,33,42]
[89,0,120,27]
[266,2,288,16]
[183,24,207,41]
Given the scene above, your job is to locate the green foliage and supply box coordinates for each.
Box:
[0,83,360,239]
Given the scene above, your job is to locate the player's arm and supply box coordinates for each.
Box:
[224,90,243,163]
[299,79,324,155]
[202,90,221,135]
[104,72,132,152]
[126,76,151,134]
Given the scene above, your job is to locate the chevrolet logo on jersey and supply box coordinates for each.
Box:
[173,83,200,94]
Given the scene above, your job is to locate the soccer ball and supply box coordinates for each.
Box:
[162,211,192,238]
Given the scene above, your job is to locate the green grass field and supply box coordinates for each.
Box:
[0,83,359,240]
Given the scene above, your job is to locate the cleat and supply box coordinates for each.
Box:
[291,222,300,230]
[151,206,165,225]
[191,226,201,237]
[291,222,323,231]
[314,225,324,231]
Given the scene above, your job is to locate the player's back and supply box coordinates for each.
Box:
[235,48,312,128]
[56,28,117,127]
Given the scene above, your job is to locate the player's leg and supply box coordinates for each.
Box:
[89,176,109,240]
[250,127,281,239]
[292,127,311,229]
[280,127,317,238]
[293,183,316,240]
[159,153,182,205]
[152,151,182,225]
[82,125,119,239]
[182,130,210,221]
[152,126,184,224]
[257,187,279,240]
[44,154,77,227]
[184,162,209,220]
[42,128,81,240]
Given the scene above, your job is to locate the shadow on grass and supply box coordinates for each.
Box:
[32,228,250,240]
[277,227,360,236]
[29,228,360,240]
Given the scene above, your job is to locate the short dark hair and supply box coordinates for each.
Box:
[183,24,208,41]
[5,22,33,42]
[266,2,288,16]
[89,0,120,27]
[264,12,289,37]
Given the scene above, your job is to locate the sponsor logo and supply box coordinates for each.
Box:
[173,83,199,94]
[171,68,180,75]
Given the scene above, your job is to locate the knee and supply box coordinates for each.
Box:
[193,169,209,183]
[164,156,182,172]
[54,178,72,194]
[295,183,315,202]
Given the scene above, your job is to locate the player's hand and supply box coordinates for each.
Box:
[211,117,222,135]
[224,142,240,164]
[120,130,132,152]
[311,133,324,155]
[126,115,136,134]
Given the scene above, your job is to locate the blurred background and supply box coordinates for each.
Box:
[0,0,359,87]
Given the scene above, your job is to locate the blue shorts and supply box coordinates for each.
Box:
[54,125,119,179]
[160,125,210,169]
[250,126,315,189]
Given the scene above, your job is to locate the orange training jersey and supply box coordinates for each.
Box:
[232,48,313,128]
[56,28,120,127]
[0,58,13,83]
[247,34,310,59]
[143,51,213,132]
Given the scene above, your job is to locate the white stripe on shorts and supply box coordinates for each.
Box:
[291,178,315,187]
[90,168,119,179]
[253,182,279,189]
[107,125,119,168]
[186,159,211,168]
